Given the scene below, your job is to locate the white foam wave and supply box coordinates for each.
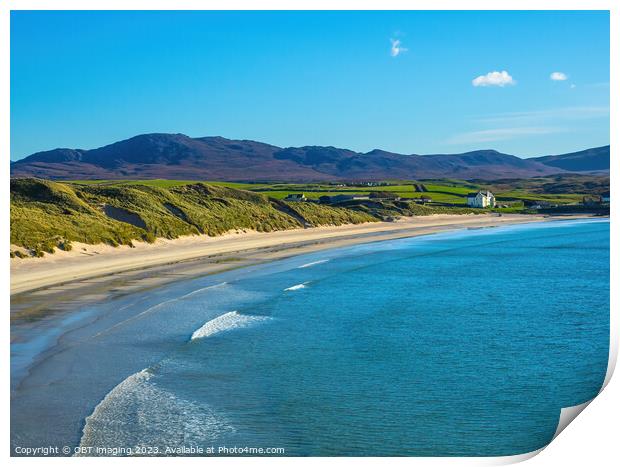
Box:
[92,300,175,338]
[284,283,308,291]
[190,311,269,341]
[297,259,329,269]
[77,368,235,455]
[180,281,228,299]
[92,282,230,339]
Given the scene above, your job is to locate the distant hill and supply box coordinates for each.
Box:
[10,133,609,181]
[531,145,610,173]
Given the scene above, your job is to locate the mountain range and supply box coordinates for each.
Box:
[10,133,610,181]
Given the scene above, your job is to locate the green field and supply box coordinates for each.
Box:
[12,175,606,257]
[67,179,261,189]
[66,177,601,207]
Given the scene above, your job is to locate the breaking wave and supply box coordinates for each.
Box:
[190,311,270,341]
[77,368,234,455]
[93,282,230,339]
[284,283,308,291]
[298,259,329,269]
[180,282,228,300]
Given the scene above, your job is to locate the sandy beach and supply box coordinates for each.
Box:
[11,213,571,298]
[9,214,609,456]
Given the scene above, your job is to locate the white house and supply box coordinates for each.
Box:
[284,193,307,202]
[466,191,496,208]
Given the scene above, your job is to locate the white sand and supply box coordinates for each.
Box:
[11,214,555,295]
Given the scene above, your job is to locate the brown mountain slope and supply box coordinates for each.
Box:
[11,133,605,181]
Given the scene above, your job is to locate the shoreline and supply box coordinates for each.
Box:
[11,213,594,300]
[10,214,610,456]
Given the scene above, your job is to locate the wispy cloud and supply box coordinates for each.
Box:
[446,127,564,145]
[390,38,408,57]
[584,82,610,88]
[473,106,609,125]
[446,105,608,147]
[550,71,568,81]
[472,70,515,87]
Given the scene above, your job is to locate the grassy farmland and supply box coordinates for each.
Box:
[11,175,608,257]
[65,175,607,206]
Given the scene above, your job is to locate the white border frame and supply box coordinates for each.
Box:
[2,2,616,465]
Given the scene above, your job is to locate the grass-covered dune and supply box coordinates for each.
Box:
[10,178,378,257]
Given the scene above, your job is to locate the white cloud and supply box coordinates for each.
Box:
[446,127,563,145]
[472,70,515,87]
[390,38,408,57]
[550,71,568,81]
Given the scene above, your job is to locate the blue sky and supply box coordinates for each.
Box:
[10,10,609,160]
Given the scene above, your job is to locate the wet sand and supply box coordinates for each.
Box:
[11,214,568,324]
[10,214,606,455]
[10,213,583,323]
[11,214,556,297]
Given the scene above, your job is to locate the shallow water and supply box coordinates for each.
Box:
[11,219,610,456]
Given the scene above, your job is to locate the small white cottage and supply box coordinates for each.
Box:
[466,191,496,208]
[284,193,307,202]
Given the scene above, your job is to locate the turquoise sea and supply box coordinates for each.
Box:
[11,219,610,456]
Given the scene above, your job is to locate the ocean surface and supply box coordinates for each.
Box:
[11,218,610,456]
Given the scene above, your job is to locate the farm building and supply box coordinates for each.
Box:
[369,192,401,201]
[524,200,556,209]
[466,191,496,208]
[284,193,307,202]
[414,196,432,204]
[582,195,603,206]
[321,194,370,204]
